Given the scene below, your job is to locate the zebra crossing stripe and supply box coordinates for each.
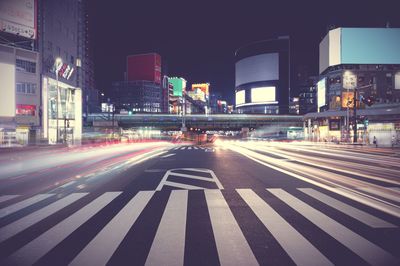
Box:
[7,192,121,266]
[0,193,88,243]
[0,194,54,219]
[194,147,199,150]
[180,147,186,150]
[237,189,332,266]
[205,190,258,266]
[298,188,396,228]
[0,195,19,204]
[188,147,192,150]
[69,191,154,266]
[145,190,188,266]
[268,189,399,266]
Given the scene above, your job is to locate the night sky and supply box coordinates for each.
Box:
[88,0,399,104]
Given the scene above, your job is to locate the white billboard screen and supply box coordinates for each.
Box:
[317,78,326,111]
[236,90,245,105]
[0,0,36,39]
[395,73,400,90]
[235,53,279,87]
[251,87,276,103]
[0,51,16,117]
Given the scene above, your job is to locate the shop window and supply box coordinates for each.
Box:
[16,104,36,116]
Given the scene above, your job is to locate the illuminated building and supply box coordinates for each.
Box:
[305,27,400,145]
[234,37,291,114]
[191,83,210,100]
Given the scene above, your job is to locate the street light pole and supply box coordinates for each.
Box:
[55,57,62,144]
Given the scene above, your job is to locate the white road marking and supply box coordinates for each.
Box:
[188,147,192,150]
[0,194,54,219]
[193,146,199,150]
[145,190,188,266]
[8,192,121,266]
[0,193,88,243]
[269,189,398,266]
[156,168,223,191]
[389,187,400,192]
[59,181,77,189]
[357,187,400,203]
[70,191,154,266]
[237,189,332,266]
[0,195,19,204]
[180,147,186,150]
[161,153,175,158]
[205,190,258,266]
[163,181,205,190]
[298,188,396,228]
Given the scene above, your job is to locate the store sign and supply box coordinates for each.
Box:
[53,62,74,80]
[0,0,36,39]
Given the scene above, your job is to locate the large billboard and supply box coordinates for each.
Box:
[0,0,36,39]
[317,78,326,111]
[127,53,161,84]
[251,86,276,103]
[169,77,186,97]
[319,28,400,73]
[395,72,400,90]
[191,83,210,98]
[0,50,16,117]
[235,90,245,105]
[235,53,279,87]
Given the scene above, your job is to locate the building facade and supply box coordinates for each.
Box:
[234,37,290,114]
[305,27,400,145]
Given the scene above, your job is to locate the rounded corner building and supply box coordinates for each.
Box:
[235,38,290,114]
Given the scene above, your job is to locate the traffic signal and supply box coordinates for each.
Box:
[362,96,375,106]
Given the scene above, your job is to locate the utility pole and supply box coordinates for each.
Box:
[353,87,358,143]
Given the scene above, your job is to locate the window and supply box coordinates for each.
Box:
[16,83,36,94]
[16,59,36,73]
[56,46,61,56]
[47,41,53,51]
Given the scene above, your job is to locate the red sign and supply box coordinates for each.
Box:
[127,53,161,84]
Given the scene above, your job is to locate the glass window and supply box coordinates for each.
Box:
[16,59,36,73]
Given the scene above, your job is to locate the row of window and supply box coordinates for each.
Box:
[16,59,36,73]
[16,83,37,94]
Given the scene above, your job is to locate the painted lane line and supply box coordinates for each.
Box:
[0,193,88,243]
[161,153,175,158]
[8,192,121,266]
[357,187,400,203]
[0,195,19,204]
[163,181,205,190]
[168,172,215,182]
[0,194,55,219]
[228,145,400,218]
[298,188,396,228]
[389,187,400,192]
[237,189,332,266]
[59,181,77,189]
[69,191,154,266]
[268,189,398,266]
[145,190,188,266]
[205,190,258,266]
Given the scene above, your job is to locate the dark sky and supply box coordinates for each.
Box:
[88,0,400,104]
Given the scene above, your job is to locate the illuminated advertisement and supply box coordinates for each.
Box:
[192,83,210,98]
[342,71,357,90]
[235,53,279,87]
[251,86,276,103]
[188,88,205,102]
[235,90,245,105]
[0,51,16,117]
[0,0,36,39]
[127,53,161,84]
[169,77,186,97]
[396,72,400,90]
[317,78,326,111]
[320,28,400,73]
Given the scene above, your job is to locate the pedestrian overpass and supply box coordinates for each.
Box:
[86,113,304,131]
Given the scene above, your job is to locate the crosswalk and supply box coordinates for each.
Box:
[0,188,398,265]
[172,146,213,151]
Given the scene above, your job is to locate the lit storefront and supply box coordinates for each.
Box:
[42,77,82,145]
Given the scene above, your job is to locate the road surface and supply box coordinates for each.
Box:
[0,140,399,265]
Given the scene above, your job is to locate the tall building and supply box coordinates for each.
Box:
[305,27,400,145]
[38,0,87,144]
[234,37,291,114]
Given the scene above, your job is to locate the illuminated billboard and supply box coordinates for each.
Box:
[317,78,326,111]
[192,83,210,97]
[0,0,36,39]
[235,90,245,105]
[235,53,279,87]
[251,87,276,103]
[320,28,400,73]
[396,72,400,90]
[0,51,16,117]
[127,53,161,84]
[169,77,186,97]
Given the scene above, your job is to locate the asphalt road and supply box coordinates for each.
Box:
[0,140,399,265]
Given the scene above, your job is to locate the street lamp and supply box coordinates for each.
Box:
[55,57,63,143]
